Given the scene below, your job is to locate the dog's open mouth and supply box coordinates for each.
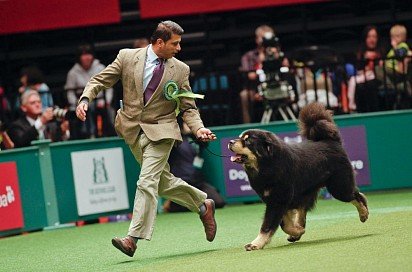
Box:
[230,154,248,164]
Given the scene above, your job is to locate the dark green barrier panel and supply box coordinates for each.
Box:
[50,138,139,223]
[0,147,48,236]
[332,110,412,192]
[205,110,412,203]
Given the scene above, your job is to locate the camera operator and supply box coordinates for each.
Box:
[7,90,70,148]
[258,33,297,122]
[258,33,296,95]
[239,25,293,123]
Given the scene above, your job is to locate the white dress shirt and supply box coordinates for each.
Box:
[26,116,46,139]
[143,45,161,91]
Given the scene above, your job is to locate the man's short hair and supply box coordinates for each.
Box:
[21,90,40,106]
[255,25,275,37]
[150,21,184,44]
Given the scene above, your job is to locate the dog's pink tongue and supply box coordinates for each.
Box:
[230,155,241,162]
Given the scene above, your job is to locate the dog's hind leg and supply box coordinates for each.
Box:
[326,170,369,223]
[351,191,369,223]
[281,209,306,242]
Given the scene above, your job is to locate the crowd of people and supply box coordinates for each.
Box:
[239,24,412,123]
[0,23,411,148]
[0,38,151,150]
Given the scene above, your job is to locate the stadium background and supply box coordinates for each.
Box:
[1,0,412,125]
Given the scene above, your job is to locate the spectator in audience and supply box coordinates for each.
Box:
[0,83,13,150]
[7,91,69,148]
[65,44,114,138]
[17,66,54,111]
[296,67,338,108]
[384,24,412,105]
[239,25,290,123]
[239,25,274,123]
[133,38,149,49]
[0,128,14,150]
[163,119,226,212]
[347,25,384,112]
[0,83,12,125]
[386,24,411,75]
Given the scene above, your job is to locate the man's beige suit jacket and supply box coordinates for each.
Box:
[80,47,204,146]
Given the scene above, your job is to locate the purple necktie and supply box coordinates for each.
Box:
[144,58,165,104]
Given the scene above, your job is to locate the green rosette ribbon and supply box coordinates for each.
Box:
[163,80,205,115]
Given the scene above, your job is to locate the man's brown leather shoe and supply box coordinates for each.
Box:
[200,199,217,242]
[111,236,137,257]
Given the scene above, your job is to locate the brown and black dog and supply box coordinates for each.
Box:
[228,102,369,251]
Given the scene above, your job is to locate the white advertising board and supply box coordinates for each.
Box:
[71,147,129,216]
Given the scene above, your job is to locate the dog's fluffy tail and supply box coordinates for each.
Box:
[298,102,341,142]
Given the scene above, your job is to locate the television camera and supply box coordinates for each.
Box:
[256,32,296,122]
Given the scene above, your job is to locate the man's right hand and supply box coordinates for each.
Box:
[40,107,54,125]
[76,102,88,121]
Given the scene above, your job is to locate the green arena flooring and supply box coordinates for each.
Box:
[0,189,411,272]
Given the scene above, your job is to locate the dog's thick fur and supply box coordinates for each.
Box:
[228,102,369,251]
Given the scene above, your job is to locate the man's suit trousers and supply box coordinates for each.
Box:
[127,132,207,240]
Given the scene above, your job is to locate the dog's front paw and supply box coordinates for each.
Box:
[359,210,369,223]
[244,242,263,251]
[287,235,302,243]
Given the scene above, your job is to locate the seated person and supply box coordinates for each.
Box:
[0,84,14,149]
[347,25,384,112]
[7,90,69,148]
[296,67,338,109]
[239,25,293,123]
[239,25,273,123]
[163,119,225,213]
[0,129,14,150]
[18,66,54,111]
[65,44,115,138]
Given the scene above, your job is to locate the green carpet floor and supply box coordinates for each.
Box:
[0,190,411,272]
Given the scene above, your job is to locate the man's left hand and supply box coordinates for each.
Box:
[196,128,217,142]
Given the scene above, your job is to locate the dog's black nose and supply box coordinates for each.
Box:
[228,140,235,150]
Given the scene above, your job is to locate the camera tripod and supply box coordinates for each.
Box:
[261,99,297,123]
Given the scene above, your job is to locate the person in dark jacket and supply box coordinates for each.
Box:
[7,90,69,147]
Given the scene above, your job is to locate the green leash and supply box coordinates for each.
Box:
[163,80,204,115]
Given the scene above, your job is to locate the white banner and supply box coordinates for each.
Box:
[71,148,129,216]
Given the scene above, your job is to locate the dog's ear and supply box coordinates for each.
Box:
[264,139,275,157]
[254,139,274,158]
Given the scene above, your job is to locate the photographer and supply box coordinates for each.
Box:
[239,25,293,123]
[7,90,69,148]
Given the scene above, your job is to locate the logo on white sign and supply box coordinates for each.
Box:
[71,148,129,216]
